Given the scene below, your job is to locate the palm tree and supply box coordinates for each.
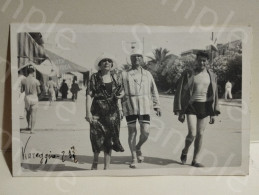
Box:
[147,48,171,67]
[146,48,179,91]
[147,48,177,75]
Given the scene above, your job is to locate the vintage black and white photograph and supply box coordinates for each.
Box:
[11,24,251,176]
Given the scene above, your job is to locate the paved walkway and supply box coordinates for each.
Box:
[19,91,243,171]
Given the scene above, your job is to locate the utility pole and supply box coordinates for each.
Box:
[211,32,214,70]
[143,37,145,56]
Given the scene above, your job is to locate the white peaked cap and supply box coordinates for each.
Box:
[130,49,144,57]
[129,49,148,63]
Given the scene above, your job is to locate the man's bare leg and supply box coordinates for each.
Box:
[192,117,209,166]
[128,123,137,167]
[26,108,31,130]
[30,106,37,134]
[182,115,197,154]
[181,115,197,164]
[136,123,150,162]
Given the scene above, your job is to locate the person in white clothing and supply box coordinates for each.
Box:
[225,80,232,99]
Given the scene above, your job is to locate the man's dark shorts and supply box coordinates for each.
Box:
[126,115,150,125]
[185,101,213,119]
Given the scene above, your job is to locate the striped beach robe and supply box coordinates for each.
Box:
[121,67,160,116]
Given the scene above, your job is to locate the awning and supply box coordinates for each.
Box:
[17,32,48,67]
[17,59,57,77]
[35,59,57,77]
[45,49,88,74]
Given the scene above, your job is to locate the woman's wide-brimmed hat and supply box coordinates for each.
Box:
[94,53,118,71]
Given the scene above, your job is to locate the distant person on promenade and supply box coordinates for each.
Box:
[71,79,80,102]
[224,80,233,100]
[121,50,161,168]
[21,67,41,134]
[17,70,26,119]
[174,51,220,167]
[60,79,68,99]
[46,77,57,105]
[85,53,124,170]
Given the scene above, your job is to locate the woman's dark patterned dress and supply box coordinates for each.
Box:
[86,71,124,153]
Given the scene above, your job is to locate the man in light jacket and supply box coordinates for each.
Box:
[122,50,161,168]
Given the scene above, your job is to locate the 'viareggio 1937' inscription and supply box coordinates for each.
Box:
[22,136,78,164]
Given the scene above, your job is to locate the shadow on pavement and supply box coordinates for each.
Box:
[20,128,29,132]
[78,155,181,166]
[21,163,88,171]
[138,156,182,166]
[20,154,183,172]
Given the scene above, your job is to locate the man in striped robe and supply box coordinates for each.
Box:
[121,51,161,168]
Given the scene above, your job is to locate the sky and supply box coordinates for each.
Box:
[41,28,244,71]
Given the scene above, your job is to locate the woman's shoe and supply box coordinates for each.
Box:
[180,151,187,165]
[91,162,98,170]
[112,142,124,152]
[191,161,204,168]
[136,150,144,163]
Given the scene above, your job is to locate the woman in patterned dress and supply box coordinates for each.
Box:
[85,54,124,170]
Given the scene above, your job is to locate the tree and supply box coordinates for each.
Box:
[225,53,242,95]
[165,54,196,93]
[146,48,178,91]
[165,58,183,92]
[211,40,242,97]
[180,54,196,71]
[147,48,172,69]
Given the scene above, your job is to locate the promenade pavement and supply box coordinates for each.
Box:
[19,91,243,171]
